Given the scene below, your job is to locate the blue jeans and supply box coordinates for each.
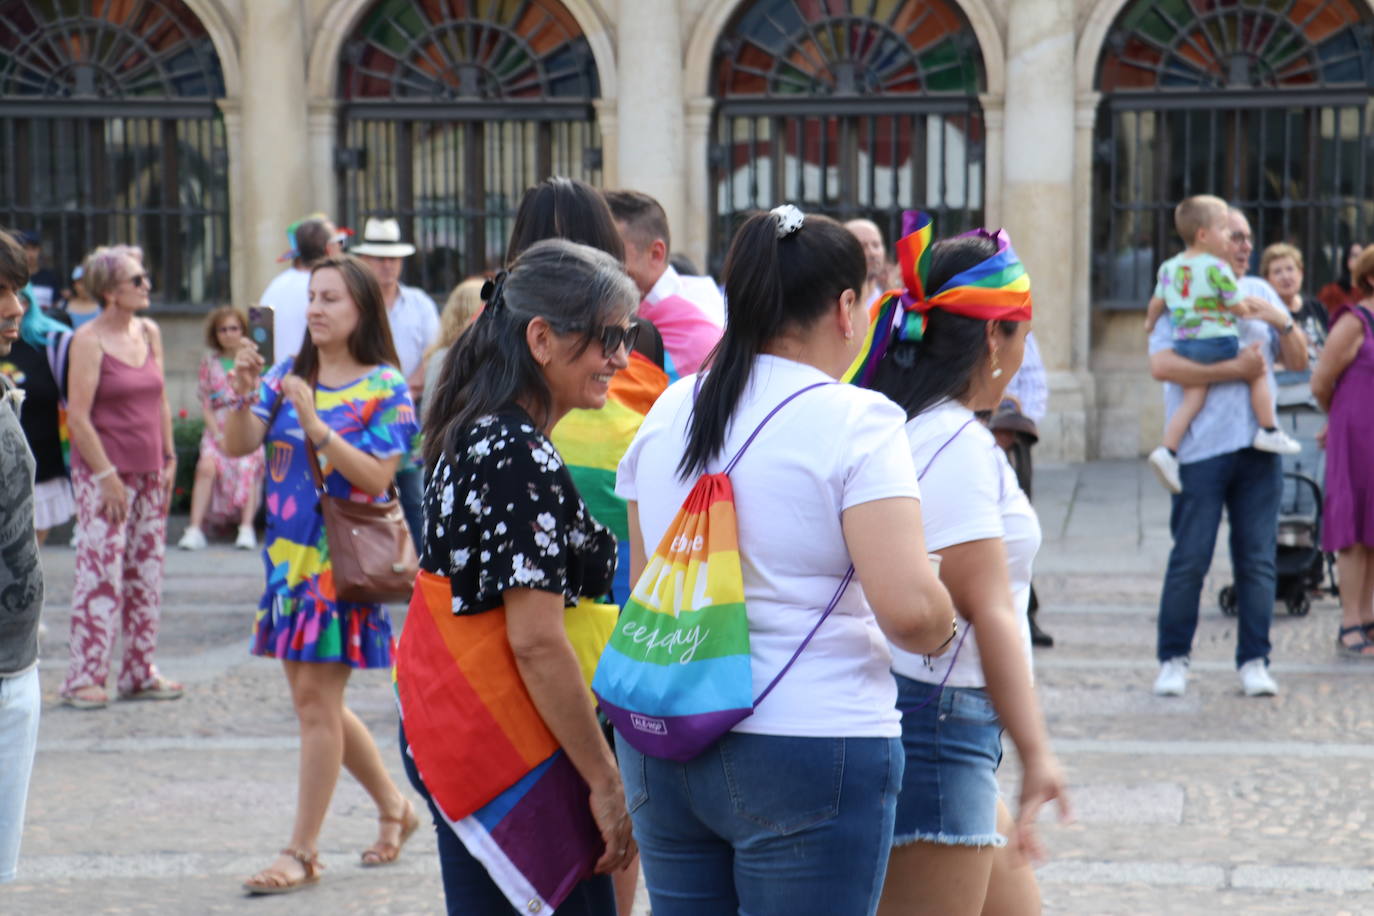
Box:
[1173,335,1240,365]
[617,730,903,916]
[0,667,40,882]
[398,723,614,915]
[395,465,424,552]
[1157,447,1282,667]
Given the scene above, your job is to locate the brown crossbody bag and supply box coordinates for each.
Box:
[297,380,418,604]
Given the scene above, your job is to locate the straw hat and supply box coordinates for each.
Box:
[349,218,417,258]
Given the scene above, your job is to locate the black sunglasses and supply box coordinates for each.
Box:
[125,273,149,289]
[597,322,640,358]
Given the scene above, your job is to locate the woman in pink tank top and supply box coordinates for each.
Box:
[60,246,181,709]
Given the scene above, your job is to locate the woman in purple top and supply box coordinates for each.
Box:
[61,246,181,708]
[1312,248,1374,656]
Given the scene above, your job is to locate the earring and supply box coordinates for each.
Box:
[991,354,1003,379]
[844,329,854,340]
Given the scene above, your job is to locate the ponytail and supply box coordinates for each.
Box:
[679,209,865,478]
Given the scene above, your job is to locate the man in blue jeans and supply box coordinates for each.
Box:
[1148,208,1309,697]
[0,228,42,883]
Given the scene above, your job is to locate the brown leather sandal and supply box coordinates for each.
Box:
[242,847,324,895]
[360,800,420,867]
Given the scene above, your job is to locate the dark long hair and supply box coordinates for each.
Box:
[505,177,625,264]
[423,239,639,469]
[679,211,864,478]
[293,255,400,380]
[869,236,1021,420]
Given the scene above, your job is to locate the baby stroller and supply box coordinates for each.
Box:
[1220,373,1337,617]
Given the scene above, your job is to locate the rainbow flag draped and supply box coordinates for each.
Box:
[395,572,616,912]
[592,472,754,761]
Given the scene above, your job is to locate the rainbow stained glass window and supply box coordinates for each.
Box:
[339,0,598,101]
[0,0,224,99]
[714,0,983,98]
[1098,0,1374,92]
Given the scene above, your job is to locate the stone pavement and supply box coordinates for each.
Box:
[5,459,1374,914]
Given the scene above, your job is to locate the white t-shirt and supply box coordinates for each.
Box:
[616,354,919,738]
[891,400,1041,688]
[388,285,440,380]
[258,267,311,359]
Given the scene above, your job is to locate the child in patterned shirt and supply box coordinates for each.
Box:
[1144,195,1300,492]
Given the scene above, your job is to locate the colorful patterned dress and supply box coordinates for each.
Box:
[196,352,266,523]
[250,359,419,668]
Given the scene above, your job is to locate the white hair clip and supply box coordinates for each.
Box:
[770,204,805,240]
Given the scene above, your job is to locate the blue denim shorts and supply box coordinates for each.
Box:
[1173,335,1240,365]
[892,675,1006,848]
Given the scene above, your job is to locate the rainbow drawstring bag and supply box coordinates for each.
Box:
[593,382,849,761]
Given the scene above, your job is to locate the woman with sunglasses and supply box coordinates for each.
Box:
[61,246,181,709]
[397,239,640,914]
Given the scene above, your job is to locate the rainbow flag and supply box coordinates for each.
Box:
[395,572,610,911]
[592,472,755,761]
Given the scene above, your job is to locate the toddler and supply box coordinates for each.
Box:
[1145,195,1300,492]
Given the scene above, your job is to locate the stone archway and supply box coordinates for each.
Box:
[306,0,617,103]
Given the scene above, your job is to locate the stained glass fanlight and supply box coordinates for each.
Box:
[340,0,598,101]
[714,0,983,98]
[0,0,224,99]
[1098,0,1374,92]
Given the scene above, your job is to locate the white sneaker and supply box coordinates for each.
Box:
[1148,446,1183,494]
[1252,428,1302,455]
[1153,657,1189,696]
[234,526,257,551]
[177,527,207,551]
[1239,659,1278,696]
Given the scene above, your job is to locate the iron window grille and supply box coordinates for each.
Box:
[336,0,602,296]
[1092,0,1374,309]
[0,0,229,308]
[709,0,987,276]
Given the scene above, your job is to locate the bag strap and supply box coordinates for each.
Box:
[723,381,833,474]
[756,414,980,709]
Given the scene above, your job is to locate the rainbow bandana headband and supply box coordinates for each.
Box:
[845,210,1033,386]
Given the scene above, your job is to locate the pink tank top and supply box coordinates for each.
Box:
[75,325,166,474]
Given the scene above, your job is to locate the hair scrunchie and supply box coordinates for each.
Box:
[770,204,805,240]
[480,271,509,317]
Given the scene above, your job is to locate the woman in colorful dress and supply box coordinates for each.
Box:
[177,306,265,551]
[223,255,420,895]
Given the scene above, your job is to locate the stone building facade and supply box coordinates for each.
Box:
[2,0,1371,460]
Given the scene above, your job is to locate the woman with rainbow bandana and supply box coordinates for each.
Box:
[851,213,1072,916]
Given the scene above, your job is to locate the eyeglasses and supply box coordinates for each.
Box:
[124,273,149,289]
[1229,232,1254,244]
[597,322,641,358]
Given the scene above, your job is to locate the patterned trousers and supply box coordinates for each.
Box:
[63,465,168,696]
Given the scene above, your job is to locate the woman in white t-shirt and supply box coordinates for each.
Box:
[616,207,954,916]
[863,219,1071,916]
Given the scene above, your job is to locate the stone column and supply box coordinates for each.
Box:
[594,98,620,189]
[682,97,715,274]
[979,94,1005,230]
[1001,0,1089,461]
[615,0,686,247]
[239,0,311,299]
[217,98,247,308]
[307,99,339,221]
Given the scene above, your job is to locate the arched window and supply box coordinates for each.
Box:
[1092,0,1374,306]
[337,0,602,292]
[710,0,986,272]
[0,0,228,306]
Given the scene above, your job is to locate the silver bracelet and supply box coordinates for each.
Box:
[92,467,117,481]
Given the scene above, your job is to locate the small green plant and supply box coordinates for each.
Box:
[171,409,203,514]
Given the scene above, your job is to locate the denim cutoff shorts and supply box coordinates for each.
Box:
[892,674,1006,848]
[1173,335,1240,365]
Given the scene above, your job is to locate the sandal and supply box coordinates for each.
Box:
[242,847,324,895]
[360,799,420,867]
[60,687,108,710]
[119,676,184,701]
[1336,625,1374,657]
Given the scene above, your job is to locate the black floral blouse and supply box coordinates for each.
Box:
[421,408,617,615]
